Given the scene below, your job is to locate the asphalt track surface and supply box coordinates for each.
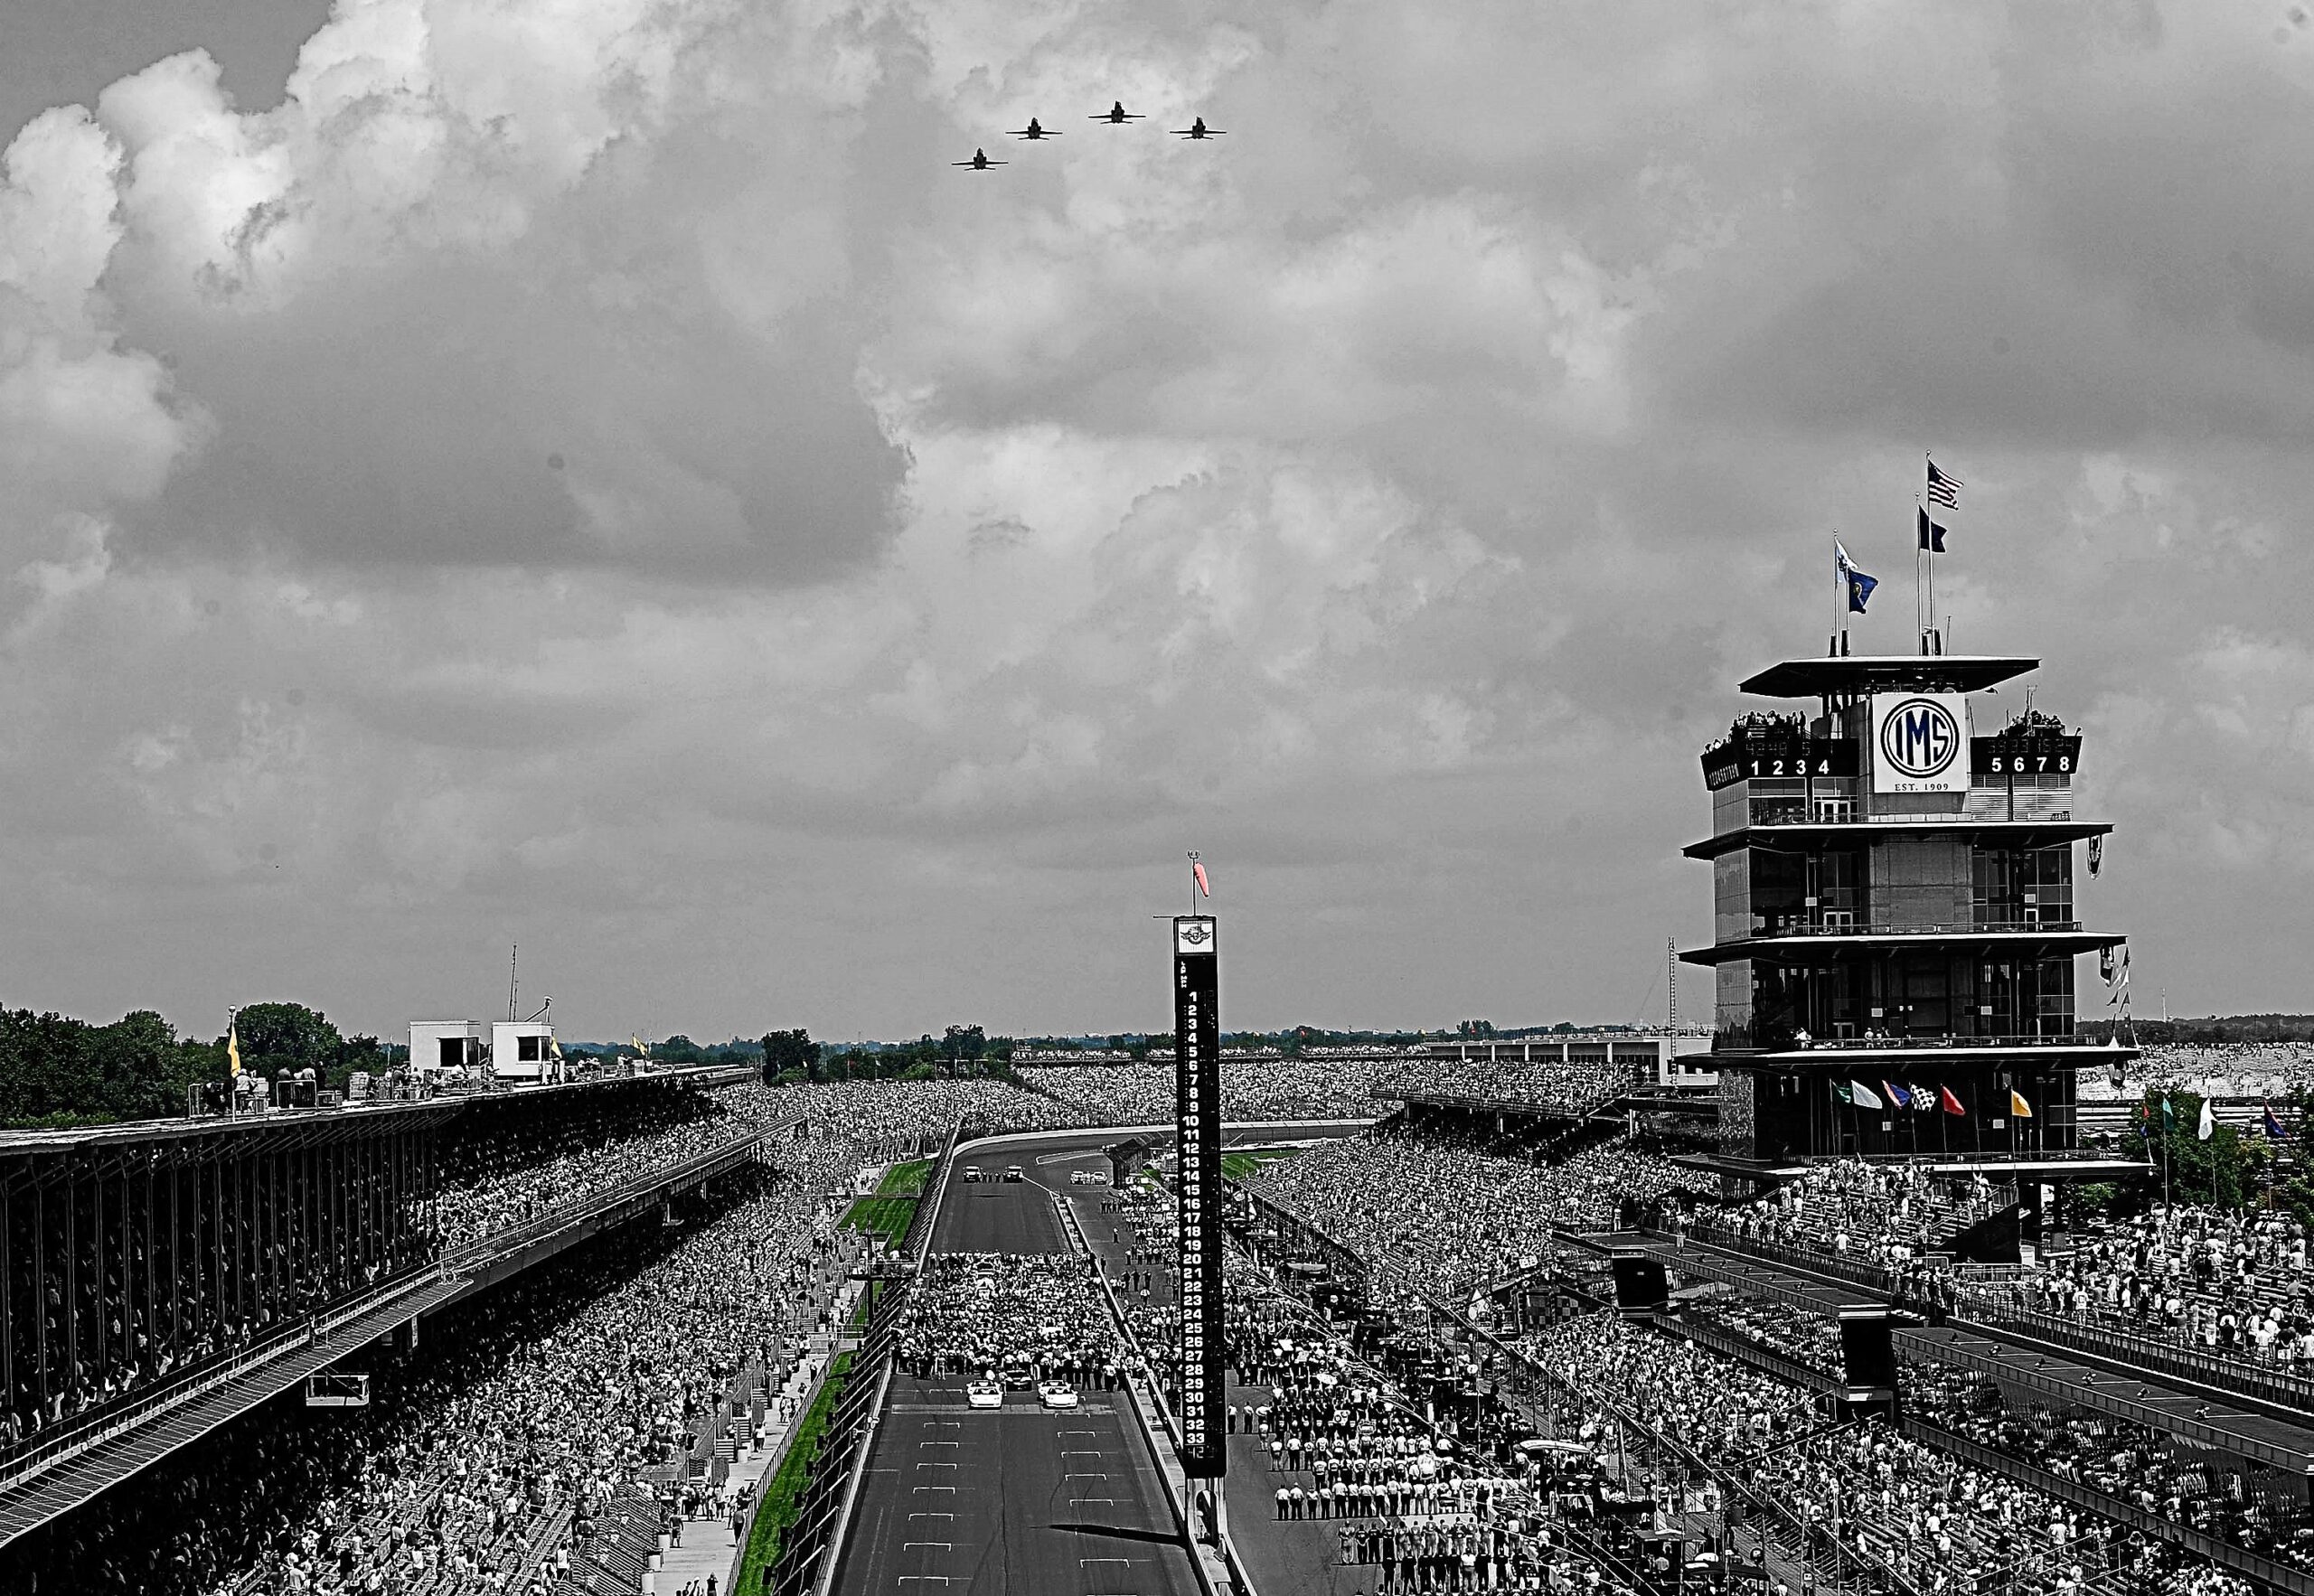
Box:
[832,1124,1359,1596]
[833,1132,1193,1596]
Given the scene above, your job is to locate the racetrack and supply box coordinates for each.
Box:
[829,1122,1364,1596]
[832,1130,1193,1596]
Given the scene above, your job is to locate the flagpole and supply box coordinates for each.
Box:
[1914,492,1926,653]
[1924,455,1936,654]
[1832,533,1843,656]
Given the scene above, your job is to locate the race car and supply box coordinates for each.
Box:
[965,1380,1003,1410]
[1037,1381,1081,1411]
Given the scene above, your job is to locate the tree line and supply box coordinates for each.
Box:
[762,1025,1020,1084]
[0,1001,397,1130]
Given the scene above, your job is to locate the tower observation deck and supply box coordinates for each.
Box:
[1679,652,2136,1177]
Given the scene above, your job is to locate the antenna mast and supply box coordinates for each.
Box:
[508,944,519,1022]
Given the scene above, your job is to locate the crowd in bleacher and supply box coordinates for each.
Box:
[744,1076,1083,1150]
[432,1098,748,1252]
[3,1091,764,1464]
[1369,1056,1637,1116]
[1245,1124,1708,1304]
[1208,1230,1640,1594]
[1957,1203,2314,1367]
[1903,1355,2314,1573]
[2078,1042,2314,1103]
[1700,1158,2314,1385]
[8,1131,869,1595]
[1674,1291,1842,1375]
[1716,1159,2003,1270]
[1026,1056,1387,1124]
[1517,1313,2254,1596]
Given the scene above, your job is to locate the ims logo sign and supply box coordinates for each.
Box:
[1871,693,1966,792]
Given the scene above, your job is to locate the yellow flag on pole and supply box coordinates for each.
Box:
[2009,1088,2033,1119]
[228,1022,242,1077]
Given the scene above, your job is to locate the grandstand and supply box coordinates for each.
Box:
[0,1066,773,1555]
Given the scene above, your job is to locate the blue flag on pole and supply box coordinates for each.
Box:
[1835,540,1877,614]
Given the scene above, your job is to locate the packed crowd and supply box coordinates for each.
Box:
[1957,1203,2314,1367]
[1715,1158,2004,1269]
[7,1131,871,1596]
[1220,1113,2285,1596]
[1028,1056,1387,1123]
[1247,1126,1707,1302]
[743,1076,1083,1151]
[2078,1043,2314,1103]
[1674,1292,1841,1375]
[1904,1354,2314,1573]
[896,1253,1124,1384]
[1703,1159,2314,1390]
[1,1082,756,1461]
[1218,1244,1639,1593]
[431,1102,749,1252]
[1517,1313,2254,1596]
[1369,1056,1638,1116]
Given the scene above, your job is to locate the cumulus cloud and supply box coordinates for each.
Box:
[2,0,2313,1036]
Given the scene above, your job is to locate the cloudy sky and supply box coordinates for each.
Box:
[3,0,2311,1045]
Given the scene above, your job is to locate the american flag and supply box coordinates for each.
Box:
[1926,458,1961,509]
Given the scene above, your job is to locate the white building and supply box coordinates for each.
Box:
[490,1020,562,1084]
[410,1020,486,1076]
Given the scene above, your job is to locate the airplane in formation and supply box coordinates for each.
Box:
[956,107,1220,168]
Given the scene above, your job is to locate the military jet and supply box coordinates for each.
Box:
[1089,101,1145,124]
[951,148,1009,171]
[1007,117,1060,140]
[1172,117,1226,139]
